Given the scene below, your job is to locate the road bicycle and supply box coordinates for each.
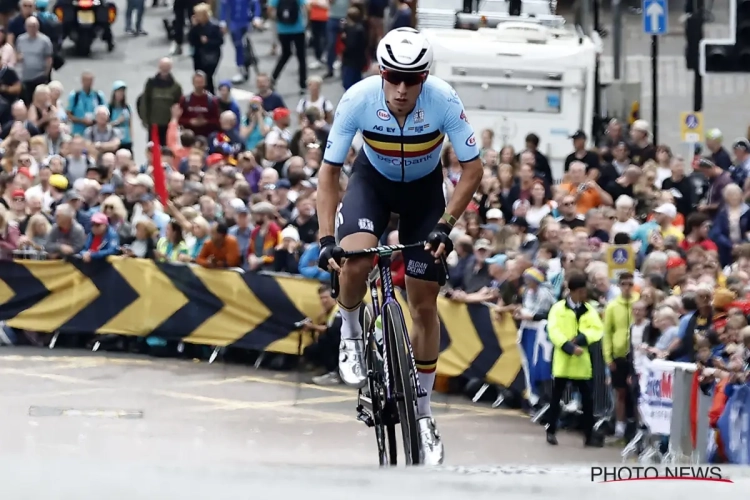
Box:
[330,242,431,466]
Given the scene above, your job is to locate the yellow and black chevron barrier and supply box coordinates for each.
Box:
[0,258,521,387]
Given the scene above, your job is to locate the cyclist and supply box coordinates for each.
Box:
[316,27,483,465]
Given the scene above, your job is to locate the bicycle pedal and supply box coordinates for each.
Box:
[356,409,374,427]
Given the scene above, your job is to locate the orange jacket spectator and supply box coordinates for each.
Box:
[196,234,241,268]
[708,377,730,462]
[558,182,602,215]
[247,222,282,266]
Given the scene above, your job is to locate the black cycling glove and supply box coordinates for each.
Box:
[427,223,454,257]
[318,235,337,271]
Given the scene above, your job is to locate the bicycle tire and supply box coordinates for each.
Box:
[365,332,398,465]
[360,304,397,465]
[383,302,421,465]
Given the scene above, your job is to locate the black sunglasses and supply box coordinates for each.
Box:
[382,70,427,87]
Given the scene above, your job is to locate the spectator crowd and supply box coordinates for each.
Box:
[0,0,748,446]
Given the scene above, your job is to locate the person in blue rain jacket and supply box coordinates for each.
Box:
[299,239,331,282]
[220,0,262,84]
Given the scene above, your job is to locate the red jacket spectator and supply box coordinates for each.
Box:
[178,92,220,138]
[679,238,718,253]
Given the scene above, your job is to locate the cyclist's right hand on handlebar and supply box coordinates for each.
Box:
[318,235,341,273]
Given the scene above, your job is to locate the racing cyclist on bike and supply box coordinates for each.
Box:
[316,27,483,465]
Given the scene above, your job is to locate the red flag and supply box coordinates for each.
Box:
[150,125,168,206]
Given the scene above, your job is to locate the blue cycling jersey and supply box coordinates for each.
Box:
[323,75,479,182]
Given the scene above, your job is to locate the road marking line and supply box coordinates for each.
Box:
[0,368,99,385]
[181,375,352,394]
[179,374,514,416]
[151,389,351,422]
[16,360,111,372]
[1,387,110,400]
[192,394,352,411]
[0,354,156,366]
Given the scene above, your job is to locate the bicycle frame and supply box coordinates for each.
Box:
[330,242,430,402]
[367,250,427,401]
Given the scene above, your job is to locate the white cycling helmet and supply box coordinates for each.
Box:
[376,27,434,73]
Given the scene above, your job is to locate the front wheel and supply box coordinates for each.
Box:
[383,302,421,465]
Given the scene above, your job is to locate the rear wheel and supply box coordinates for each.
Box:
[74,31,93,56]
[383,302,421,465]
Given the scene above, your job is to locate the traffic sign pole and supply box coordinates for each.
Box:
[652,35,659,144]
[693,0,704,112]
[680,111,704,173]
[643,0,667,144]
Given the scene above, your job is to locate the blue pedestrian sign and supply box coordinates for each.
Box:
[643,0,668,36]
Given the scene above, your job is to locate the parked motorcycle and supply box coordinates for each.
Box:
[52,0,117,56]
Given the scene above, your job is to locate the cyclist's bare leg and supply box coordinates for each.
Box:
[405,276,441,416]
[405,276,444,465]
[336,232,378,387]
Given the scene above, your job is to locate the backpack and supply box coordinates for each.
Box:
[276,0,300,25]
[136,77,155,123]
[300,96,326,115]
[72,90,104,110]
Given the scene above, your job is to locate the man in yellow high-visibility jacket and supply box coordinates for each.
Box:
[545,271,604,448]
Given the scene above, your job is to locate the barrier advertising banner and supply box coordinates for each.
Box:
[718,384,750,465]
[637,358,675,435]
[0,258,523,387]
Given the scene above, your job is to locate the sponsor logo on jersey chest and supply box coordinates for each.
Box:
[414,109,424,123]
[377,109,390,121]
[460,110,469,123]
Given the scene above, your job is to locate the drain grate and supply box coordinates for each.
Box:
[29,406,144,419]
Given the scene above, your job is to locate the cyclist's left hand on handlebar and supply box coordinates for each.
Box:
[425,222,454,261]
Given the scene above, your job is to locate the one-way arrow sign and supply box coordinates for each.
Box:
[643,0,668,36]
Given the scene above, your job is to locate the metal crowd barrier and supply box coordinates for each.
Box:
[622,362,715,464]
[12,249,49,260]
[530,340,613,430]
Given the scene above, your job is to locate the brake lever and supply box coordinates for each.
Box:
[329,247,345,299]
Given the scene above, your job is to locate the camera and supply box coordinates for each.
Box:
[294,318,311,328]
[250,104,259,112]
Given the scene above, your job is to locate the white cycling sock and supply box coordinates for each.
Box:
[415,362,437,418]
[339,302,363,341]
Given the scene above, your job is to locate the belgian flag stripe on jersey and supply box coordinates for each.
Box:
[362,129,445,158]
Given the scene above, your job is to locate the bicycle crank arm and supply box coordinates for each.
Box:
[358,394,373,412]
